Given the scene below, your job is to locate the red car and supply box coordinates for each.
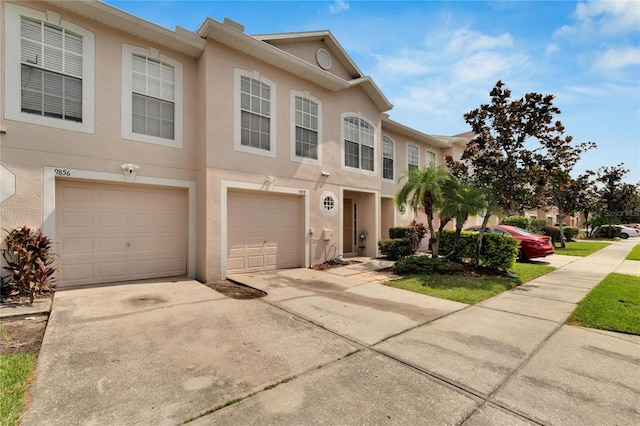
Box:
[465,225,555,261]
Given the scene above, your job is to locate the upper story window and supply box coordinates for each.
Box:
[382,135,394,180]
[234,69,276,158]
[4,3,95,133]
[343,114,375,172]
[121,44,183,148]
[291,90,322,164]
[407,144,419,171]
[425,149,437,166]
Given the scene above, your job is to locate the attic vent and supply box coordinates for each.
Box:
[223,18,245,33]
[316,48,332,70]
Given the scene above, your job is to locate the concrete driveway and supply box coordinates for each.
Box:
[22,241,640,425]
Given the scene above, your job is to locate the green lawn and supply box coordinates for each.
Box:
[568,273,640,335]
[0,353,37,426]
[626,245,640,261]
[384,262,555,304]
[554,241,610,257]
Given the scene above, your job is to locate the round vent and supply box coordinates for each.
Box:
[316,48,332,70]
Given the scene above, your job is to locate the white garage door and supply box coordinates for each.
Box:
[56,180,187,287]
[227,190,302,274]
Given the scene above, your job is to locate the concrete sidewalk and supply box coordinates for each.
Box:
[20,240,639,425]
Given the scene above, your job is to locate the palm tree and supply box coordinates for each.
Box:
[442,178,489,259]
[394,165,448,257]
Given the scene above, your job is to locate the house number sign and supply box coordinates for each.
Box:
[54,169,72,177]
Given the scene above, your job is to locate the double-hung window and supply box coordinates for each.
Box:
[425,150,437,166]
[343,115,374,172]
[234,69,276,157]
[122,44,183,148]
[407,144,419,171]
[291,90,322,164]
[295,97,318,159]
[5,3,95,133]
[382,136,394,180]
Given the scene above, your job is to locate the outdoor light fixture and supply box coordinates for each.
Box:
[321,171,330,177]
[121,163,140,182]
[265,175,276,184]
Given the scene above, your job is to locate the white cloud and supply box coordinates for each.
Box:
[557,0,640,39]
[329,0,349,14]
[446,29,513,54]
[545,43,560,55]
[575,0,640,35]
[594,46,640,70]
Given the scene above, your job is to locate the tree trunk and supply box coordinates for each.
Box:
[558,211,566,249]
[475,211,492,266]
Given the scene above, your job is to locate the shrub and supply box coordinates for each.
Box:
[556,226,579,241]
[501,215,530,229]
[438,229,517,270]
[378,238,414,260]
[395,255,457,274]
[594,225,621,239]
[540,226,562,244]
[2,226,57,303]
[529,218,549,234]
[388,220,427,251]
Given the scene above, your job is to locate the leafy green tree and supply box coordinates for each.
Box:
[447,81,592,259]
[394,165,448,257]
[595,164,640,223]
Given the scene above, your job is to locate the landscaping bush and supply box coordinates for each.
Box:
[378,238,414,260]
[2,226,57,303]
[438,229,517,270]
[501,215,530,229]
[541,226,579,244]
[529,218,549,234]
[394,255,457,274]
[387,220,427,251]
[388,227,411,239]
[555,226,580,241]
[594,225,622,239]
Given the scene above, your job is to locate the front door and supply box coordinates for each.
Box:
[343,198,353,253]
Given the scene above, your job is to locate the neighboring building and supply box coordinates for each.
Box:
[0,0,468,287]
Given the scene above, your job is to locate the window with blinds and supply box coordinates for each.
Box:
[240,76,271,150]
[294,96,319,159]
[131,54,175,140]
[408,145,419,171]
[425,150,437,166]
[382,136,394,180]
[20,17,83,122]
[344,116,374,171]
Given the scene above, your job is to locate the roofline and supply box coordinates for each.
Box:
[45,0,205,57]
[254,30,364,78]
[198,19,392,112]
[382,116,452,148]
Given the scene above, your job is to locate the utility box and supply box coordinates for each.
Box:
[322,229,333,241]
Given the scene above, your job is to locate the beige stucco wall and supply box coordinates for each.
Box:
[1,2,200,269]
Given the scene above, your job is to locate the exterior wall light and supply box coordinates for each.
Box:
[121,163,140,182]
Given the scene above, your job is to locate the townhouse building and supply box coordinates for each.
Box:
[1,0,470,287]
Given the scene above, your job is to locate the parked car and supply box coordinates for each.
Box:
[614,225,640,239]
[464,225,555,261]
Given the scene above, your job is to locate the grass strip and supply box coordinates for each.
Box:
[568,273,640,335]
[554,241,610,257]
[0,353,37,426]
[625,244,640,261]
[384,262,555,305]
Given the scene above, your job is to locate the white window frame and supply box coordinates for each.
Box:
[121,44,183,148]
[407,143,419,172]
[4,3,95,133]
[290,90,322,165]
[425,149,437,166]
[234,69,277,158]
[382,135,395,182]
[340,112,376,175]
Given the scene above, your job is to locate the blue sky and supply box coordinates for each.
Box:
[104,0,640,183]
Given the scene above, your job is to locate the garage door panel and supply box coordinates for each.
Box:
[60,211,93,229]
[97,237,127,253]
[227,191,302,274]
[96,212,127,230]
[56,181,187,287]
